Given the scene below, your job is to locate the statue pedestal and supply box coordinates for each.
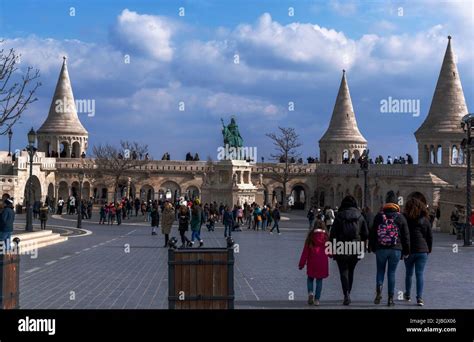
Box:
[201,159,262,207]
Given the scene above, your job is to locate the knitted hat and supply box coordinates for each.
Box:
[385,190,398,204]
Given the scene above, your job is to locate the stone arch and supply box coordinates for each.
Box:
[93,183,108,204]
[273,186,284,206]
[353,150,361,161]
[321,150,327,163]
[342,149,350,162]
[72,141,81,158]
[24,175,42,204]
[160,181,181,203]
[60,141,70,158]
[47,183,54,200]
[185,185,200,201]
[436,145,442,165]
[290,184,307,210]
[82,181,91,199]
[71,181,79,197]
[58,181,69,200]
[139,184,155,202]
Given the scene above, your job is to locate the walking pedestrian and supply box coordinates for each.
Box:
[329,195,369,305]
[178,201,192,248]
[0,198,15,251]
[161,201,175,247]
[299,220,329,306]
[270,206,281,234]
[324,206,335,231]
[403,196,432,306]
[99,204,107,224]
[151,204,160,235]
[107,202,116,225]
[223,206,234,238]
[39,204,48,230]
[307,206,315,229]
[116,203,122,225]
[190,199,204,247]
[57,197,64,215]
[369,191,410,306]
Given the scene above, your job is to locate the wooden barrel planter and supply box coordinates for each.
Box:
[0,253,20,309]
[168,248,234,309]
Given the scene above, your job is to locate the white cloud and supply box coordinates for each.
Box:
[113,9,177,61]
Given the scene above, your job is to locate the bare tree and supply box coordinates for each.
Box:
[0,42,41,134]
[265,127,302,210]
[92,141,149,202]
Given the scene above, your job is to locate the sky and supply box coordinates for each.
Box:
[0,0,473,162]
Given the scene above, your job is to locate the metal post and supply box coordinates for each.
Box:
[7,129,12,157]
[465,121,472,246]
[26,149,34,232]
[77,180,83,228]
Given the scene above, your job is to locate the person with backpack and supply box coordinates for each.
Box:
[299,220,329,306]
[329,195,369,305]
[369,191,410,306]
[403,196,432,306]
[270,206,281,234]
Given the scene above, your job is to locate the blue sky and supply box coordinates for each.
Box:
[0,0,473,162]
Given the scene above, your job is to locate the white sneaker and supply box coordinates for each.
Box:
[270,232,273,234]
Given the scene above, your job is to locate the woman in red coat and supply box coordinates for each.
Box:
[298,220,329,306]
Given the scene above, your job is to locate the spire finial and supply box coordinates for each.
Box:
[62,56,67,64]
[448,35,452,41]
[342,69,346,74]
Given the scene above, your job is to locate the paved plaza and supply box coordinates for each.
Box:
[13,210,474,310]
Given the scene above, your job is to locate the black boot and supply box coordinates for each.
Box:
[343,292,351,306]
[387,295,395,307]
[374,285,382,304]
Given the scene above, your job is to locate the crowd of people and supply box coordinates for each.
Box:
[340,154,414,165]
[299,191,433,307]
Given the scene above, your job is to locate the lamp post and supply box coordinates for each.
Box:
[461,114,474,246]
[7,129,13,157]
[359,150,370,208]
[77,170,85,228]
[25,128,37,232]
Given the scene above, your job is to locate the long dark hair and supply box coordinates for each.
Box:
[404,197,428,220]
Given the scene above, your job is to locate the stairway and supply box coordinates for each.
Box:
[11,230,68,253]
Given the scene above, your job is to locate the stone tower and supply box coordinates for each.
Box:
[415,36,468,166]
[37,57,88,158]
[319,70,367,164]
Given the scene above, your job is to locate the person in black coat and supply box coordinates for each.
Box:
[403,196,432,306]
[151,204,160,236]
[329,195,368,305]
[369,191,410,306]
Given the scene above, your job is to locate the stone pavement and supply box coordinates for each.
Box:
[14,211,474,309]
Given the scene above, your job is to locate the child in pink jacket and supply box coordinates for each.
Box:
[298,220,329,306]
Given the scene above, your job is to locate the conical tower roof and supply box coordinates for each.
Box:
[37,57,88,135]
[319,70,367,143]
[415,36,468,137]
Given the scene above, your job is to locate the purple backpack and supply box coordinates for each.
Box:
[377,213,400,247]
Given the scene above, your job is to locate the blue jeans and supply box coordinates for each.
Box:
[270,220,280,233]
[307,277,323,300]
[191,230,201,242]
[262,220,267,230]
[224,223,232,237]
[404,253,428,299]
[308,219,314,228]
[0,232,12,251]
[376,249,401,296]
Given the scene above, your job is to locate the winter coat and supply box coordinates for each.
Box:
[39,207,48,221]
[191,206,202,231]
[178,209,190,231]
[329,207,369,259]
[223,211,234,225]
[272,209,281,220]
[369,204,410,255]
[161,207,175,235]
[0,206,15,233]
[404,214,433,254]
[324,209,335,226]
[151,209,160,227]
[299,229,329,279]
